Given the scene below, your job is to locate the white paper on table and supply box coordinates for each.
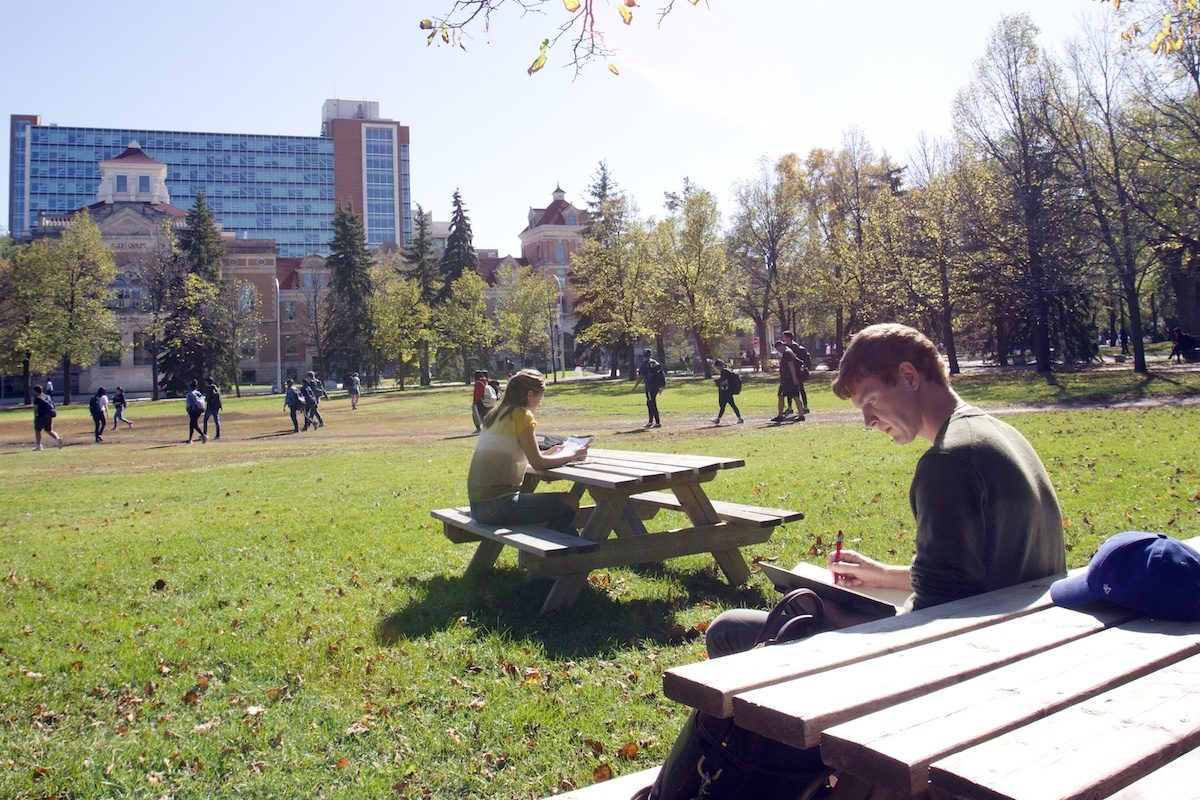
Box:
[556,435,593,461]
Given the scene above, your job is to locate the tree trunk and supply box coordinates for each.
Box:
[419,340,431,386]
[62,354,73,405]
[1122,274,1148,374]
[22,355,32,406]
[693,332,712,378]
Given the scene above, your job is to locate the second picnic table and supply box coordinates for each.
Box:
[433,447,803,614]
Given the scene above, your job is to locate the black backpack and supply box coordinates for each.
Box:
[727,371,743,395]
[89,395,101,416]
[648,361,667,391]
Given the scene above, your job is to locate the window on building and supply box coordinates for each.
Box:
[285,335,298,355]
[285,301,296,320]
[133,332,154,366]
[555,243,565,262]
[239,284,255,311]
[138,175,150,193]
[115,175,127,193]
[567,215,577,226]
[240,369,257,385]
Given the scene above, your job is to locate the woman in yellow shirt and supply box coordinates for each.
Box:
[467,369,588,533]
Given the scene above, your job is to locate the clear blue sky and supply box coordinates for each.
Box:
[1,0,1110,254]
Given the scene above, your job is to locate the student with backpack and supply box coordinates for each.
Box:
[710,359,745,426]
[89,387,109,443]
[471,370,488,433]
[111,386,133,430]
[184,379,207,444]
[284,378,302,432]
[300,379,320,431]
[202,377,222,440]
[304,372,326,428]
[781,330,812,416]
[31,384,63,451]
[632,348,665,428]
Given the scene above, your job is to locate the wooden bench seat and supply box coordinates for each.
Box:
[630,490,805,527]
[431,507,597,557]
[540,766,660,799]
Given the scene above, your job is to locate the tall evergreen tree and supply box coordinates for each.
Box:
[177,191,224,281]
[159,194,231,394]
[323,201,376,378]
[402,204,441,385]
[439,190,477,299]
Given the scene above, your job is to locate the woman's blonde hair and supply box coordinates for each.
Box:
[481,368,545,428]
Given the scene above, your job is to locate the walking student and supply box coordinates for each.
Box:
[89,386,109,442]
[710,359,744,425]
[202,377,222,440]
[31,385,63,450]
[471,370,488,433]
[301,378,320,431]
[112,386,134,430]
[467,369,588,534]
[304,372,326,428]
[782,330,812,415]
[770,339,803,423]
[185,379,207,443]
[284,379,302,432]
[632,349,665,428]
[348,372,361,410]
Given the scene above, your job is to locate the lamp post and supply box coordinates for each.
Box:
[549,273,564,383]
[273,276,281,393]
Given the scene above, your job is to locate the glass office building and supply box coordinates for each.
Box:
[9,101,410,257]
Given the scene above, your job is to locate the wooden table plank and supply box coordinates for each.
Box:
[1106,746,1200,799]
[663,575,1062,717]
[533,464,646,490]
[587,448,745,470]
[734,604,1135,750]
[520,523,775,577]
[821,617,1200,795]
[928,653,1200,800]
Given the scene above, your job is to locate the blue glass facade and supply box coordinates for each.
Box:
[12,124,336,256]
[364,126,397,248]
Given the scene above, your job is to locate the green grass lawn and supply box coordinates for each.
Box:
[2,368,1198,798]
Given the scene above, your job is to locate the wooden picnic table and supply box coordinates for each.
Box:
[658,535,1200,800]
[433,447,803,614]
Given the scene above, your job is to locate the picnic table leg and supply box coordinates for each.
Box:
[711,547,751,586]
[540,571,590,614]
[672,483,751,583]
[465,539,505,576]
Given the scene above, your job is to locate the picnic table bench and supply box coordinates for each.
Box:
[543,535,1200,799]
[433,448,803,614]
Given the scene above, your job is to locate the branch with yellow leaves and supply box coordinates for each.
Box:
[1101,0,1199,55]
[419,0,706,77]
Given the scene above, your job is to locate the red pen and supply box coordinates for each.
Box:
[833,530,844,583]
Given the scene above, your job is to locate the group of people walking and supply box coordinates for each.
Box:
[283,371,331,433]
[625,330,813,429]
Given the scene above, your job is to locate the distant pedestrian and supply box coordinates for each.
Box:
[185,379,207,443]
[31,385,62,451]
[111,386,134,430]
[300,378,320,430]
[632,348,665,428]
[284,378,302,432]
[89,386,109,442]
[202,377,222,440]
[771,340,803,423]
[305,371,327,427]
[348,372,361,410]
[44,377,54,397]
[1119,327,1130,356]
[471,370,488,432]
[782,330,812,415]
[710,359,744,426]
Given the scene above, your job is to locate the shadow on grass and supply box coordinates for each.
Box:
[375,565,769,658]
[246,429,302,440]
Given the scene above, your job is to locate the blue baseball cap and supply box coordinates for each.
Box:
[1050,532,1200,621]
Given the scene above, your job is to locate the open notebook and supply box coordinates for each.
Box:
[758,560,911,617]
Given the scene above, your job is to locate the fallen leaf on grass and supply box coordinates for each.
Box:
[583,738,604,756]
[333,758,349,770]
[618,742,639,759]
[593,764,613,782]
